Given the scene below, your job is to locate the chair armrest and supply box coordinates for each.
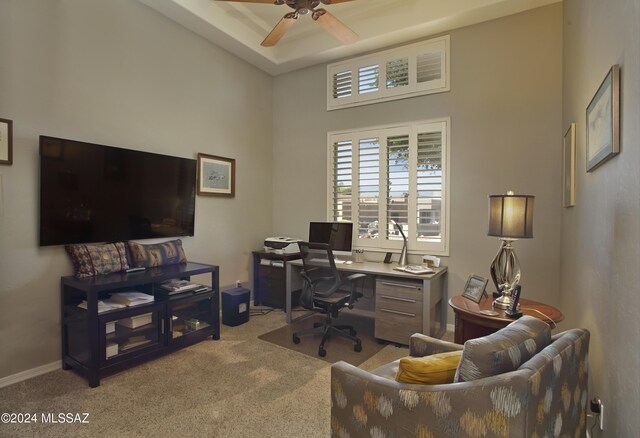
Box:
[409,333,463,357]
[331,361,528,437]
[344,273,366,307]
[331,361,530,437]
[345,273,367,282]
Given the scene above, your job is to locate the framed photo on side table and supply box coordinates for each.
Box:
[586,64,620,172]
[0,118,13,165]
[197,153,235,197]
[462,274,488,303]
[563,122,576,207]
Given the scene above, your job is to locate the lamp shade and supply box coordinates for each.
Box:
[488,193,534,238]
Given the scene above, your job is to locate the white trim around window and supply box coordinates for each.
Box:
[327,118,450,256]
[327,35,450,111]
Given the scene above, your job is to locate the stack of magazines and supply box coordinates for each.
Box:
[159,279,207,295]
[109,291,154,306]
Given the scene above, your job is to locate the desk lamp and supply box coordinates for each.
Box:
[488,191,534,309]
[390,220,408,267]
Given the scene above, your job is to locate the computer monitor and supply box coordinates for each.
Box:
[308,221,353,257]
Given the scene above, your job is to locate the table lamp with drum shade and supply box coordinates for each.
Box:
[487,191,534,309]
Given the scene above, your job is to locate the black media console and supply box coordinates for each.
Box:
[60,262,219,387]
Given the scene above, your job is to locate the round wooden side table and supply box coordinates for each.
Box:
[448,295,564,344]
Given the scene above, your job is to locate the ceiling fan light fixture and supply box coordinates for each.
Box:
[219,0,357,47]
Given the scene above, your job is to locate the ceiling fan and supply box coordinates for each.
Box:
[217,0,359,47]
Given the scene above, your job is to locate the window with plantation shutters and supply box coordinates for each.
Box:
[327,35,449,110]
[328,119,450,255]
[331,139,353,222]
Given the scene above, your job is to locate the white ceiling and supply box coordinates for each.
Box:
[138,0,560,76]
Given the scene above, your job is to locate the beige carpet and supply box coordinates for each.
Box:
[258,312,385,366]
[0,309,410,438]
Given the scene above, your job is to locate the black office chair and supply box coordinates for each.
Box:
[292,241,366,357]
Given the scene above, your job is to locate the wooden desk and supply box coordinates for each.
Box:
[449,295,564,344]
[286,260,448,341]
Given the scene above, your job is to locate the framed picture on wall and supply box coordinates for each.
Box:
[0,118,13,165]
[197,153,235,197]
[586,64,620,172]
[462,274,488,303]
[563,122,576,207]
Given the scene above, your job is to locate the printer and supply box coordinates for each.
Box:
[264,237,301,254]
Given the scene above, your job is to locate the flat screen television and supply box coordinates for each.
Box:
[308,221,353,257]
[39,136,196,246]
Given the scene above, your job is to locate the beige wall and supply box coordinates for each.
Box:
[0,0,273,379]
[562,0,640,435]
[273,5,563,318]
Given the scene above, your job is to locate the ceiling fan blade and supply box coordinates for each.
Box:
[320,0,356,4]
[261,15,296,47]
[216,0,278,3]
[313,10,358,45]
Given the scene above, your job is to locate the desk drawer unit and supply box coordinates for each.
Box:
[375,279,423,345]
[258,265,286,308]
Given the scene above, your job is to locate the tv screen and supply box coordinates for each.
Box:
[308,221,353,255]
[39,136,196,246]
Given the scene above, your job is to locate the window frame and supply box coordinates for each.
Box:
[327,118,451,256]
[327,35,450,111]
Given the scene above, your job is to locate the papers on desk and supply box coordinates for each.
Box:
[393,265,434,275]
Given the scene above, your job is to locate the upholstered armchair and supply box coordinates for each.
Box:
[331,318,590,437]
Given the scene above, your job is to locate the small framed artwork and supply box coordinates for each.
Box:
[586,64,620,172]
[462,274,488,303]
[197,153,235,197]
[563,122,576,207]
[0,118,13,165]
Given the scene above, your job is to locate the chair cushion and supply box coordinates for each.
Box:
[127,239,187,268]
[395,350,463,384]
[454,315,551,382]
[65,242,130,278]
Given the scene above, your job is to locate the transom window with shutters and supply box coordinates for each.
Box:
[327,35,450,110]
[328,119,450,255]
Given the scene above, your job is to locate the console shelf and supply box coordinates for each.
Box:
[61,262,220,387]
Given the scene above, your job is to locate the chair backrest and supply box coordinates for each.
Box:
[297,241,341,309]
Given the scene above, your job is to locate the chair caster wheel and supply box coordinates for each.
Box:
[318,347,326,357]
[354,341,362,353]
[292,335,300,344]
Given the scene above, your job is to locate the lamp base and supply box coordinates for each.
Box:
[493,292,520,310]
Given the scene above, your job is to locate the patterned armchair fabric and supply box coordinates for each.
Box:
[331,328,590,438]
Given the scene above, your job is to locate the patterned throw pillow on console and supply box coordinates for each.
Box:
[65,242,130,279]
[127,239,187,268]
[454,315,551,382]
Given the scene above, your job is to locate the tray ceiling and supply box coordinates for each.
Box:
[138,0,560,76]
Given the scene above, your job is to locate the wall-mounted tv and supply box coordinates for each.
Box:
[39,136,196,246]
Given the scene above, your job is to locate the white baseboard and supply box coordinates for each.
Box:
[0,361,61,389]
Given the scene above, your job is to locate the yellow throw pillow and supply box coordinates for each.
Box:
[395,350,463,385]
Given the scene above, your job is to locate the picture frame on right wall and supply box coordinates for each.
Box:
[0,118,12,165]
[563,122,576,207]
[586,64,620,172]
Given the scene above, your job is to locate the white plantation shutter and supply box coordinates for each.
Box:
[327,35,449,110]
[358,64,380,94]
[328,119,450,255]
[386,134,410,241]
[331,139,353,222]
[416,130,443,242]
[386,58,409,89]
[416,52,442,83]
[332,70,353,99]
[358,137,380,239]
